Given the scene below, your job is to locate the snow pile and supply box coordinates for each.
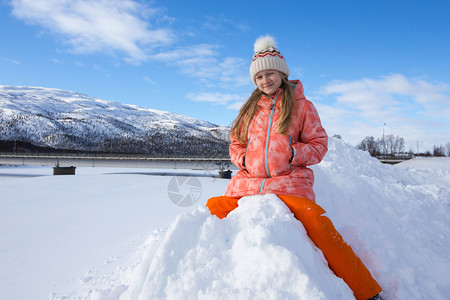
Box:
[311,139,450,299]
[119,195,353,300]
[47,138,450,300]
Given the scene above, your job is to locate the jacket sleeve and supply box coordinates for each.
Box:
[291,100,328,167]
[229,134,247,170]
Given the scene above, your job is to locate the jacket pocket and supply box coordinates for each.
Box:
[289,135,294,169]
[243,137,251,168]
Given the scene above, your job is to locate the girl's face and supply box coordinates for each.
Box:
[255,69,283,96]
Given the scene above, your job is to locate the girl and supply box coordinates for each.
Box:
[206,36,383,300]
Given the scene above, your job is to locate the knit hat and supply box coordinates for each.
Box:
[250,35,289,85]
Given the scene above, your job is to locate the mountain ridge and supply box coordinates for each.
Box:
[0,85,230,156]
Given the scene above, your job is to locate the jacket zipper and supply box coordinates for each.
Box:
[260,92,279,194]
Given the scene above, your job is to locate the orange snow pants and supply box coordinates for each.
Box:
[206,195,382,300]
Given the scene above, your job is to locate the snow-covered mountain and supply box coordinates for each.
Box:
[0,85,229,156]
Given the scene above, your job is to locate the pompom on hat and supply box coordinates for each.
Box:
[250,35,289,84]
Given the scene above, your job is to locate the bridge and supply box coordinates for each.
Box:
[0,153,237,177]
[376,154,414,165]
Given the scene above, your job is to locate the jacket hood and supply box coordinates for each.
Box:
[289,79,305,100]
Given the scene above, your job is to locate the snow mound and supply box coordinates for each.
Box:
[312,139,450,300]
[119,194,353,300]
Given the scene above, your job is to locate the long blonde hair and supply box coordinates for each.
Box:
[230,76,295,144]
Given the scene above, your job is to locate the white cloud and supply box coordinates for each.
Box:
[186,92,246,107]
[152,44,217,62]
[152,44,250,88]
[10,1,251,87]
[93,64,108,72]
[227,101,245,110]
[316,74,450,151]
[2,58,21,64]
[10,0,174,63]
[75,61,86,67]
[143,76,155,85]
[201,15,250,33]
[320,74,450,119]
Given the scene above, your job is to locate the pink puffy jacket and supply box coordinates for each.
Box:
[225,80,328,201]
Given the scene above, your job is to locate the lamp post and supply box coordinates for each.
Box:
[383,123,386,156]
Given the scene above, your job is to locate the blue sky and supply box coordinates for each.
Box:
[1,0,449,152]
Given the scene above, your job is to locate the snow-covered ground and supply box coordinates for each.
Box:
[1,138,449,299]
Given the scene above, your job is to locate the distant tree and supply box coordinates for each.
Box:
[357,134,406,157]
[446,142,450,157]
[393,136,405,154]
[433,144,446,157]
[385,134,395,154]
[383,134,405,155]
[356,136,381,157]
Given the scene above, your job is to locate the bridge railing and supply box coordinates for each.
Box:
[0,152,231,161]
